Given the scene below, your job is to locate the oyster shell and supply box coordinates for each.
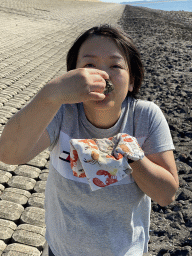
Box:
[104,79,114,95]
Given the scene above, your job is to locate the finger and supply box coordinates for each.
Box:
[88,92,106,101]
[92,74,106,83]
[90,82,106,93]
[86,68,109,80]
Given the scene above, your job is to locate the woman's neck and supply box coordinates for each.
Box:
[83,106,121,129]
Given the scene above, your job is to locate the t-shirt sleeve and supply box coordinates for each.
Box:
[46,105,63,151]
[141,102,175,156]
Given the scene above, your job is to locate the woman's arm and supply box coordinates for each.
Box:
[130,150,179,207]
[0,68,108,165]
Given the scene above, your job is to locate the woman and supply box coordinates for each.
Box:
[0,25,179,256]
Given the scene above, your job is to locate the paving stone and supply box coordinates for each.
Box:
[0,92,14,100]
[27,155,47,168]
[29,80,46,89]
[4,99,26,109]
[0,188,31,205]
[0,200,24,221]
[0,106,18,114]
[0,79,14,87]
[45,161,50,169]
[0,127,4,136]
[8,86,23,94]
[0,170,12,185]
[7,176,36,191]
[28,193,45,209]
[22,88,38,95]
[0,240,6,255]
[0,163,17,173]
[0,124,3,129]
[20,207,45,228]
[12,224,46,250]
[33,181,46,193]
[39,150,50,160]
[0,184,5,194]
[14,94,31,101]
[19,90,34,97]
[0,83,7,90]
[14,165,41,179]
[10,81,26,90]
[0,111,14,119]
[15,79,33,88]
[2,243,41,256]
[39,170,49,181]
[0,219,17,242]
[0,116,8,124]
[0,92,15,99]
[0,110,14,116]
[0,96,9,104]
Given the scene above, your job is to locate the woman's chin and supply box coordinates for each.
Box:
[83,95,113,110]
[92,98,115,110]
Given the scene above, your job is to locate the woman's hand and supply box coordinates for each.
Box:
[44,68,109,105]
[130,150,179,207]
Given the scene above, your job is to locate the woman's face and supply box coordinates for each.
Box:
[76,36,133,112]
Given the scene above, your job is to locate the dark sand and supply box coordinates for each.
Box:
[120,5,192,256]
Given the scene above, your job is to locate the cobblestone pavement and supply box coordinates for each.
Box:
[0,0,125,255]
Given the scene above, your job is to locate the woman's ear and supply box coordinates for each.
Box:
[128,78,134,92]
[128,75,134,92]
[128,83,134,92]
[127,72,134,92]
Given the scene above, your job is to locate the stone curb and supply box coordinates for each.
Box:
[0,200,24,222]
[0,187,31,205]
[0,219,17,242]
[12,224,46,250]
[2,243,41,256]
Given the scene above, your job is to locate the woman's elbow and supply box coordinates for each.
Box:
[0,143,20,165]
[158,184,179,207]
[158,195,176,207]
[0,153,19,165]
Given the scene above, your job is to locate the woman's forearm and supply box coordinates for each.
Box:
[0,85,61,165]
[130,156,179,207]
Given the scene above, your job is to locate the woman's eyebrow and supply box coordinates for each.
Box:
[83,54,97,58]
[83,54,124,60]
[110,55,124,60]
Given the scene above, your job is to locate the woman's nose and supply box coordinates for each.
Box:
[98,66,110,78]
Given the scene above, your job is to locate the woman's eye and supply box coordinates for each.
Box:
[112,65,122,69]
[85,64,95,68]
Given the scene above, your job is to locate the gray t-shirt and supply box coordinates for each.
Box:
[45,96,174,256]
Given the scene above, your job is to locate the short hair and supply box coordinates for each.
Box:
[66,24,144,98]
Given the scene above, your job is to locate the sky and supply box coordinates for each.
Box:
[101,0,192,12]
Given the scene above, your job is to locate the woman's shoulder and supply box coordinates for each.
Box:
[128,97,161,114]
[136,98,159,108]
[132,98,167,131]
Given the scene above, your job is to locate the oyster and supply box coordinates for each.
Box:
[103,79,114,95]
